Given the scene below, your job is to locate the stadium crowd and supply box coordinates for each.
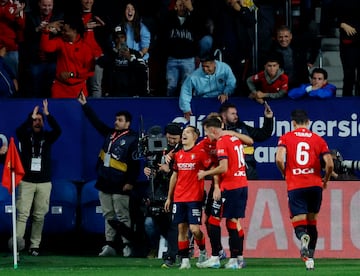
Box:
[1,0,358,99]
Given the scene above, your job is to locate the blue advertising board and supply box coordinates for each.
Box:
[0,97,359,180]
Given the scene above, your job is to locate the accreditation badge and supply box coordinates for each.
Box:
[31,157,42,172]
[104,153,111,167]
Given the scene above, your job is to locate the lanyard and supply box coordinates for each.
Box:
[31,136,44,158]
[107,130,129,153]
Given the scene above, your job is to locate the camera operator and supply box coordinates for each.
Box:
[143,123,182,267]
[329,149,359,180]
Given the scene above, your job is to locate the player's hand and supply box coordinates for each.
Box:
[213,186,221,201]
[198,170,207,180]
[164,199,171,212]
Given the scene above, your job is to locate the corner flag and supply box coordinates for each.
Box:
[2,137,24,194]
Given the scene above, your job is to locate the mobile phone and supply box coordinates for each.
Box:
[264,101,271,112]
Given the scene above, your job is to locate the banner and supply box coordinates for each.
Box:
[201,180,360,258]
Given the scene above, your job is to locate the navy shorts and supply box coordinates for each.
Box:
[288,186,323,217]
[172,201,203,225]
[222,187,248,219]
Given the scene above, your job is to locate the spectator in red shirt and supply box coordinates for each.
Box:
[0,0,25,80]
[40,14,95,98]
[247,55,288,104]
[81,0,105,98]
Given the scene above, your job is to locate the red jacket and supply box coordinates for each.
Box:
[40,32,95,98]
[0,1,25,51]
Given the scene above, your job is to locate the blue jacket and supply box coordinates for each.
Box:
[288,83,336,99]
[179,60,236,113]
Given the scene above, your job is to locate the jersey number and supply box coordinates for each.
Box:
[296,142,310,165]
[234,145,246,168]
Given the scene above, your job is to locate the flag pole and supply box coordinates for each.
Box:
[11,170,18,269]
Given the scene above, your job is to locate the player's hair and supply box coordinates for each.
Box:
[202,117,222,129]
[291,109,309,124]
[185,125,200,138]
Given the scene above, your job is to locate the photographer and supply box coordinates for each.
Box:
[329,149,359,180]
[143,123,182,267]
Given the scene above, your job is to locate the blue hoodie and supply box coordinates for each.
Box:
[179,60,236,113]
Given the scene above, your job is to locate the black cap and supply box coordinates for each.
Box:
[114,25,126,35]
[165,123,182,136]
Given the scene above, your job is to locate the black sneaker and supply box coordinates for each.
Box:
[161,256,175,268]
[29,248,40,256]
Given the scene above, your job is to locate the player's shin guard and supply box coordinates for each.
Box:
[178,240,190,258]
[208,215,221,256]
[226,219,240,258]
[307,220,318,258]
[292,220,308,240]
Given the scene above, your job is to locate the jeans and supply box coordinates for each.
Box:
[88,64,103,98]
[29,62,56,98]
[4,51,19,79]
[166,57,195,97]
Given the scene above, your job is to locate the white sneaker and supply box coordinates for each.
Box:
[225,258,239,269]
[123,245,132,257]
[179,258,191,269]
[237,256,246,269]
[99,245,116,257]
[305,258,315,270]
[300,234,310,260]
[196,255,220,268]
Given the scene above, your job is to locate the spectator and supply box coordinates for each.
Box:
[81,0,106,98]
[14,99,61,256]
[40,14,95,98]
[275,109,334,270]
[247,55,288,104]
[288,68,336,99]
[211,0,256,96]
[164,125,211,269]
[269,25,318,89]
[159,0,199,97]
[219,102,273,180]
[179,53,236,121]
[115,1,151,96]
[0,0,25,80]
[23,0,63,98]
[106,25,147,97]
[334,0,360,96]
[142,122,182,266]
[0,41,17,97]
[0,133,8,163]
[78,91,140,257]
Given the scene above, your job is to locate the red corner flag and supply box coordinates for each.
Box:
[2,137,25,194]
